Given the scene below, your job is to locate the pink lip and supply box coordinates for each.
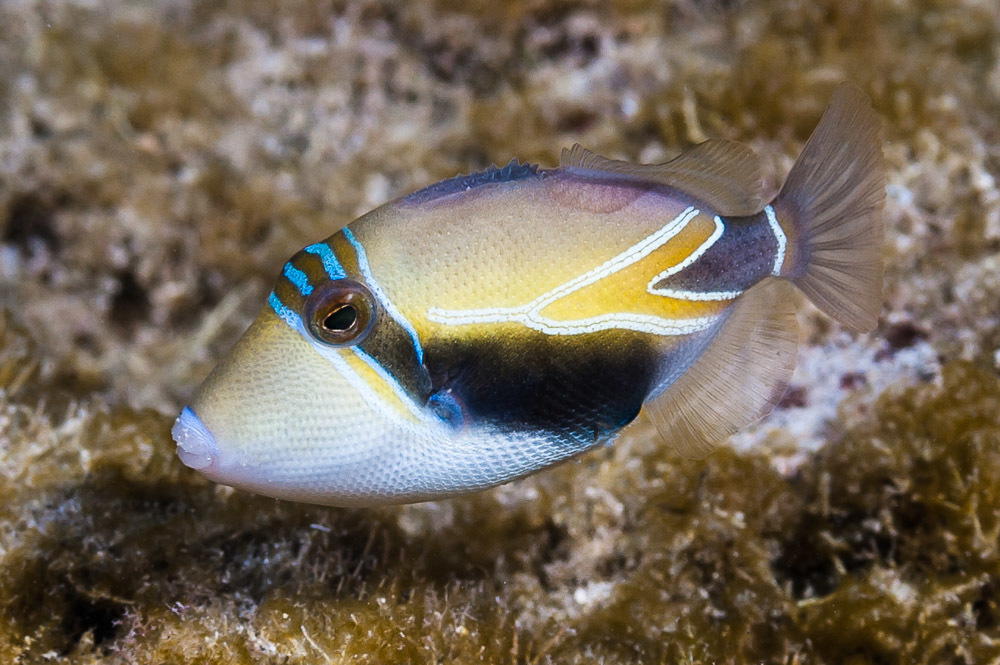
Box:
[171,406,219,471]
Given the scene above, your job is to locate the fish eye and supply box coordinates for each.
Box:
[303,279,377,347]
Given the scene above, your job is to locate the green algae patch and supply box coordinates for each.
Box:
[564,448,800,662]
[781,362,1000,664]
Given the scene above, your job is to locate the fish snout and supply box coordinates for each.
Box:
[172,406,220,471]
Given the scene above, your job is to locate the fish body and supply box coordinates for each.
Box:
[173,83,885,506]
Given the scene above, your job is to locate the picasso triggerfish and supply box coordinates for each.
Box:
[172,83,884,506]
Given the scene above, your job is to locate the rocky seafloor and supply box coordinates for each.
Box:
[2,0,1000,663]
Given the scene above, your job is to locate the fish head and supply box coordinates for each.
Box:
[171,234,459,506]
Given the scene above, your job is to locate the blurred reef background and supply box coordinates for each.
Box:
[2,0,1000,663]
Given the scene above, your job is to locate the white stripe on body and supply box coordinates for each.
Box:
[429,206,729,336]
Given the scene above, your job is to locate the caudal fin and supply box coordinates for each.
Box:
[775,82,885,333]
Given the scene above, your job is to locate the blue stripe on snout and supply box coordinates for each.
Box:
[304,243,346,280]
[283,263,313,296]
[268,292,300,327]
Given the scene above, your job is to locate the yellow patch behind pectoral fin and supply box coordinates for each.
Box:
[642,279,799,458]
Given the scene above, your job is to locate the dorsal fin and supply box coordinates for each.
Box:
[641,279,799,458]
[401,159,540,205]
[560,141,764,216]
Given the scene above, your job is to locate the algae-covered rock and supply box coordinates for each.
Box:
[2,0,1000,663]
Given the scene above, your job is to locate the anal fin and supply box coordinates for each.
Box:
[642,279,799,458]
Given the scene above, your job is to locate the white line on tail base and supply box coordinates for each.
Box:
[765,205,786,276]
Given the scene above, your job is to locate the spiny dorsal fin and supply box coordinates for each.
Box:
[402,159,540,205]
[642,279,799,458]
[560,141,764,216]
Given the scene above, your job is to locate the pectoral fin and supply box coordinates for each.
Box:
[642,279,799,458]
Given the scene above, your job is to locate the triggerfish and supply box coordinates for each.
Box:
[172,83,884,506]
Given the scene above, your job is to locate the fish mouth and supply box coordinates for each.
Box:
[171,406,220,471]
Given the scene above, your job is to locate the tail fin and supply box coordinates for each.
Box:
[774,82,885,333]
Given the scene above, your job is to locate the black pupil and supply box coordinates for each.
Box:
[323,305,357,332]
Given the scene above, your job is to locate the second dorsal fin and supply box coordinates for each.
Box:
[560,141,764,217]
